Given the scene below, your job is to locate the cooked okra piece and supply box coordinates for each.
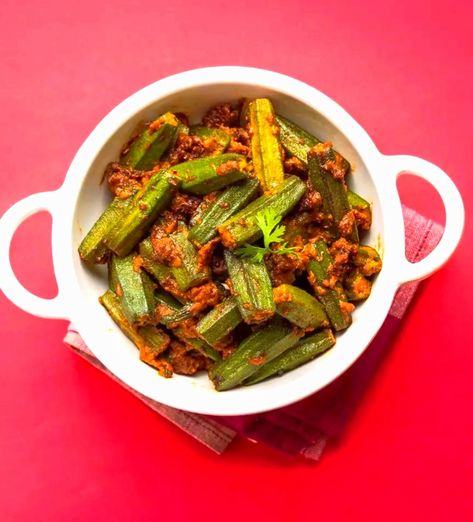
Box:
[344,269,373,301]
[248,98,284,191]
[159,121,190,164]
[136,327,170,356]
[307,240,352,331]
[275,114,350,172]
[154,290,185,311]
[308,144,359,242]
[347,190,372,231]
[169,121,190,147]
[189,125,231,152]
[353,245,382,276]
[154,290,221,362]
[138,237,173,285]
[108,252,120,293]
[217,175,306,249]
[245,329,336,385]
[196,297,242,346]
[159,304,195,326]
[273,284,328,330]
[185,338,221,362]
[188,178,260,245]
[224,251,275,324]
[155,291,193,325]
[209,318,302,391]
[171,153,248,194]
[120,112,179,170]
[80,114,181,264]
[105,170,180,257]
[108,255,156,324]
[99,290,170,355]
[169,225,210,291]
[78,196,134,264]
[347,190,370,210]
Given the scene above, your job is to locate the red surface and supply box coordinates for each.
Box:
[0,1,471,520]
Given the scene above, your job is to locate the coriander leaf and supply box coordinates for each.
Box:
[255,208,285,248]
[235,208,298,263]
[235,244,267,263]
[274,242,298,256]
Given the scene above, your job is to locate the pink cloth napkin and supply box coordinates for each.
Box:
[64,206,443,460]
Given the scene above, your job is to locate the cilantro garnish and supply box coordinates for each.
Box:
[235,208,298,263]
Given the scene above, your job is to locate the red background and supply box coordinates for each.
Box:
[1,1,471,520]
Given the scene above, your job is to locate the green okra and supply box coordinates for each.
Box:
[169,121,190,148]
[161,121,190,162]
[217,175,306,249]
[154,288,188,320]
[189,125,231,152]
[136,327,170,356]
[307,240,351,331]
[169,225,210,291]
[282,215,312,244]
[353,245,382,276]
[154,290,183,310]
[344,269,373,301]
[99,290,169,354]
[248,98,284,191]
[138,237,173,286]
[348,190,372,231]
[120,112,179,170]
[105,170,180,257]
[209,318,302,391]
[196,297,242,347]
[154,290,221,362]
[171,153,248,194]
[188,178,260,245]
[224,251,275,324]
[273,284,329,330]
[308,144,359,242]
[275,114,350,172]
[245,329,336,385]
[347,190,370,210]
[184,338,221,362]
[155,291,193,325]
[108,252,120,293]
[108,255,156,324]
[78,196,134,264]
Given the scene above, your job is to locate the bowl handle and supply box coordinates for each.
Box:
[384,155,464,284]
[0,191,69,319]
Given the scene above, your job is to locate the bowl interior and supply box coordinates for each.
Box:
[71,80,385,414]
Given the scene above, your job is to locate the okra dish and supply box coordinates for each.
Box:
[79,99,382,391]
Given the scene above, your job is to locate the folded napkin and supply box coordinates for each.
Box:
[65,206,443,460]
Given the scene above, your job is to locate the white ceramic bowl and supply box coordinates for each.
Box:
[0,67,464,415]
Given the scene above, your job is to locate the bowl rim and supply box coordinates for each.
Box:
[55,66,404,415]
